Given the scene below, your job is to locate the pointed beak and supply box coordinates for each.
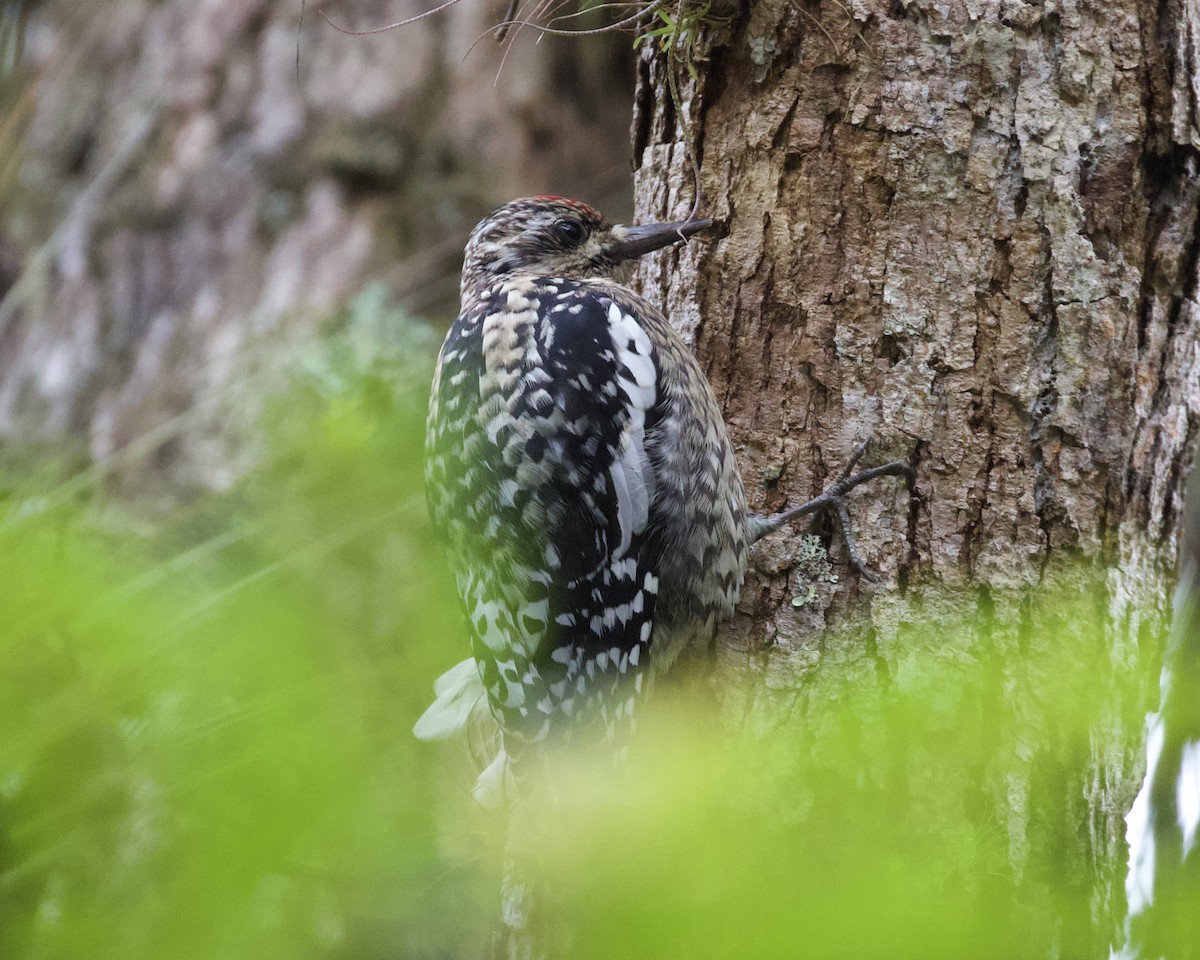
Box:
[606,217,713,263]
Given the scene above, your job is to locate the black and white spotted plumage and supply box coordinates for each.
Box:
[422,197,748,758]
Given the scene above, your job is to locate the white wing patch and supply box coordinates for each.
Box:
[412,658,488,741]
[606,301,657,558]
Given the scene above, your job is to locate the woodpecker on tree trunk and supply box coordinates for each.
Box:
[417,197,910,801]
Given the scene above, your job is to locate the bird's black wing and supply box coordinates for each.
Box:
[428,278,663,741]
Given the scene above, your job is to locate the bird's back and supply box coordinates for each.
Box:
[426,272,747,743]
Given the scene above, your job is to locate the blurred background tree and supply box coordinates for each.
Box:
[0,0,635,501]
[1,0,1198,957]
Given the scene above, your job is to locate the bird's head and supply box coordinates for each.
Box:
[461,196,711,293]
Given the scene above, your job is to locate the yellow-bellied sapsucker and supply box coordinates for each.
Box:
[417,197,909,795]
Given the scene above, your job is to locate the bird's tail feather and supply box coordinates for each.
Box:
[472,744,516,808]
[413,658,488,741]
[413,658,509,807]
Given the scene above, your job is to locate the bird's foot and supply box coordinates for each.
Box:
[749,439,914,582]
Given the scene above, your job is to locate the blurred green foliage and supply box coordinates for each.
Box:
[0,287,1169,958]
[0,290,489,959]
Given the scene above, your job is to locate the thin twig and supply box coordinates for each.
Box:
[489,0,665,39]
[319,0,466,36]
[545,0,649,28]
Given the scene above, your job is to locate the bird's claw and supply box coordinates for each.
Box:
[748,441,914,582]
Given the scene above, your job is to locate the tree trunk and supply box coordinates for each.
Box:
[632,0,1199,944]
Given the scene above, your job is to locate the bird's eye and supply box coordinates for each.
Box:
[554,219,587,244]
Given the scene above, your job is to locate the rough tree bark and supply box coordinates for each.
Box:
[632,0,1199,944]
[0,0,634,504]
